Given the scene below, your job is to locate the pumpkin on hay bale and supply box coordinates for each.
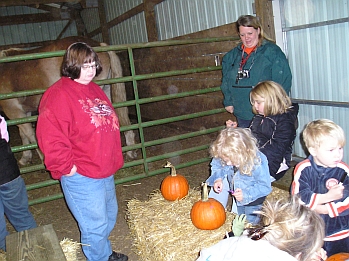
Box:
[126,187,235,261]
[161,161,189,201]
[126,184,289,261]
[191,182,226,230]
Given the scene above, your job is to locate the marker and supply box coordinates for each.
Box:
[339,172,347,185]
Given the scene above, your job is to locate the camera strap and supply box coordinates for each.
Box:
[239,46,257,71]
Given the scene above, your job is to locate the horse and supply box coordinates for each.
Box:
[0,36,137,165]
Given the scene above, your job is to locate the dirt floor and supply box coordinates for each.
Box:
[5,124,295,261]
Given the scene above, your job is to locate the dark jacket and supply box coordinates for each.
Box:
[221,40,292,120]
[0,117,20,185]
[292,156,349,242]
[249,103,299,180]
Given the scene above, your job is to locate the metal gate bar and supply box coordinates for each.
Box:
[0,37,234,205]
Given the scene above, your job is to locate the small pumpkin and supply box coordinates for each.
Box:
[190,182,226,230]
[161,161,189,201]
[326,253,349,261]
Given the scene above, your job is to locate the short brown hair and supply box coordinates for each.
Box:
[61,42,103,79]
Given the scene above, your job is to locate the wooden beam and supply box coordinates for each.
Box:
[98,0,109,44]
[0,13,70,26]
[255,0,275,40]
[144,0,159,42]
[0,0,81,7]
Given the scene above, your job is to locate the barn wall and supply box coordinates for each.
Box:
[87,0,255,45]
[0,6,78,47]
[120,23,239,129]
[277,0,349,162]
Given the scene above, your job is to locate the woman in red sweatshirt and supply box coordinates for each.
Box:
[36,42,127,261]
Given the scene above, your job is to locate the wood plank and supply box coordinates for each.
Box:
[0,0,81,7]
[6,224,66,261]
[0,13,69,26]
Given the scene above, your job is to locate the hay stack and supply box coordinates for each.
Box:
[126,186,290,261]
[127,188,235,261]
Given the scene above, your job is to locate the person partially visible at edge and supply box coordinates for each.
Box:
[227,81,299,182]
[36,42,128,261]
[221,15,292,128]
[196,196,327,261]
[291,119,349,257]
[206,127,272,224]
[0,115,37,251]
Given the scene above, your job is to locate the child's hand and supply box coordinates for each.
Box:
[309,248,327,261]
[233,188,243,201]
[226,120,237,128]
[213,179,223,193]
[327,183,344,201]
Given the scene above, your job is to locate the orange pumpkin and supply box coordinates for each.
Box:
[161,161,189,201]
[326,253,349,261]
[190,182,226,230]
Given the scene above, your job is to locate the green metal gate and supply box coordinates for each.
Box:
[0,36,237,205]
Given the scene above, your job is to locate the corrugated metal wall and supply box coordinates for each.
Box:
[279,0,349,161]
[98,0,254,45]
[155,0,254,40]
[0,6,77,46]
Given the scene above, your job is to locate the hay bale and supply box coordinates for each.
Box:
[126,188,235,261]
[267,186,290,202]
[126,186,290,261]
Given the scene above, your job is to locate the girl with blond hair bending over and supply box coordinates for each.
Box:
[206,128,272,224]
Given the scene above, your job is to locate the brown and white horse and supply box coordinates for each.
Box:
[0,36,137,165]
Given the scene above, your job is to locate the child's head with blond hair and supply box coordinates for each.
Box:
[250,81,292,116]
[302,119,345,168]
[257,196,325,261]
[209,127,260,175]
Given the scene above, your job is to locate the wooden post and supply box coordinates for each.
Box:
[255,0,275,40]
[98,0,110,44]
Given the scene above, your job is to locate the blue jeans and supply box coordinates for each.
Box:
[0,176,37,250]
[61,173,117,261]
[236,117,251,128]
[237,205,262,225]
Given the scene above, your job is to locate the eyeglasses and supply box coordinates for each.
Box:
[81,64,99,70]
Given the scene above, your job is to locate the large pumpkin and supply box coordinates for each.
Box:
[190,182,226,230]
[326,253,349,261]
[161,161,189,201]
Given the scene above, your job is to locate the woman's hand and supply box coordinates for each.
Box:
[226,120,238,128]
[225,106,234,114]
[65,164,77,176]
[213,179,223,193]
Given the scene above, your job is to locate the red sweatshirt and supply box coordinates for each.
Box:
[36,77,124,180]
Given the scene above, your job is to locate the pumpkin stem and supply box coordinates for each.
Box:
[201,182,208,202]
[164,161,177,176]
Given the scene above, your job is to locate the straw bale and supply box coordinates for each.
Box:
[126,186,290,261]
[267,186,291,202]
[126,188,235,261]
